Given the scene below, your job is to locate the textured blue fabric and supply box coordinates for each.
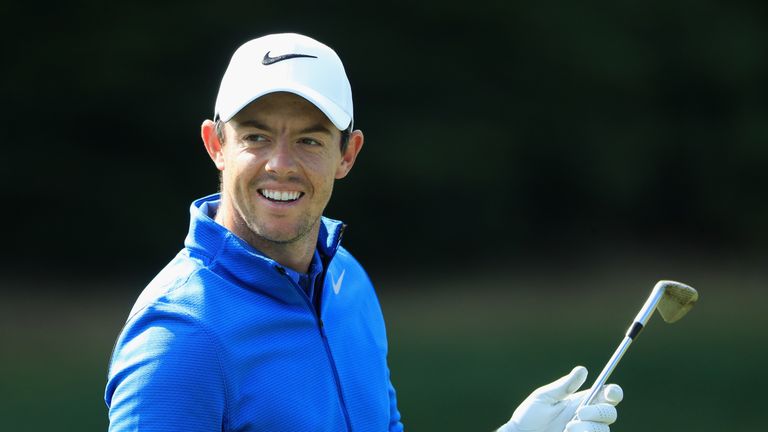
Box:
[105,194,403,431]
[283,249,323,299]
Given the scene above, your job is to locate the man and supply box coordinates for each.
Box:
[105,33,623,432]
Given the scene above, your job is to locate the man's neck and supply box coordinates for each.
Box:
[246,236,316,274]
[214,203,318,274]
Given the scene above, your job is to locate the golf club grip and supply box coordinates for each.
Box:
[577,336,633,410]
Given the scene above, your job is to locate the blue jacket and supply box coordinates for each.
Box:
[105,194,403,431]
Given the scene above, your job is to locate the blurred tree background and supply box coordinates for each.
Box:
[1,0,766,430]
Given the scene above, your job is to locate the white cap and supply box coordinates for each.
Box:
[214,33,353,131]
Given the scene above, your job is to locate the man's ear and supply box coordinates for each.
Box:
[201,119,225,171]
[336,130,364,179]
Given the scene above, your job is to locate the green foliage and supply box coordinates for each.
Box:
[4,1,768,277]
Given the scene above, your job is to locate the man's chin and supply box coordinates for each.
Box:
[260,233,302,245]
[249,223,314,245]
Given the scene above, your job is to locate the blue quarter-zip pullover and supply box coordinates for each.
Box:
[105,194,403,431]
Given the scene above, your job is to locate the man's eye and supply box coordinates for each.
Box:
[300,138,322,146]
[245,134,268,143]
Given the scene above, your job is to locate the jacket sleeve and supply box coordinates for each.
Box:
[105,308,227,431]
[387,367,404,431]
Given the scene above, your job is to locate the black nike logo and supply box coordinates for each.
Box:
[262,51,318,65]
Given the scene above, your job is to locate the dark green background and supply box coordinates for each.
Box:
[1,0,766,430]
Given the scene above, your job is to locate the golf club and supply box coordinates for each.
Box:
[577,280,699,411]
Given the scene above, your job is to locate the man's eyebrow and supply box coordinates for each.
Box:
[299,124,333,136]
[233,120,333,136]
[235,120,271,131]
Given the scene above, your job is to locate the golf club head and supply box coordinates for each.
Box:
[656,280,698,323]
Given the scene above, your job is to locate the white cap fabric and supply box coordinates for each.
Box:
[214,33,353,131]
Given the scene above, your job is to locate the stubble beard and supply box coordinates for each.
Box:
[241,180,334,247]
[222,175,333,252]
[235,183,325,248]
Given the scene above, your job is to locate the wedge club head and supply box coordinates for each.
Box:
[655,280,699,323]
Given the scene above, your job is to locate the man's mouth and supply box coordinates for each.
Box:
[258,189,304,202]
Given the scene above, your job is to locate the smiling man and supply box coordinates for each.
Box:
[105,33,623,432]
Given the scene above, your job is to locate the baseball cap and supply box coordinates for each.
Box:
[214,33,353,131]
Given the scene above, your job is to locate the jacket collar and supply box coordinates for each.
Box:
[184,193,345,292]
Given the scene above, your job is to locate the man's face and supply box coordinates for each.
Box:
[209,92,360,246]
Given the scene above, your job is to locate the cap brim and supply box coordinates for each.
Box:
[217,84,352,131]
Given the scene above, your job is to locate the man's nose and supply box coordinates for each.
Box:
[264,141,299,176]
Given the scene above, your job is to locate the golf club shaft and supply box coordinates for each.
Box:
[578,335,634,408]
[577,284,662,411]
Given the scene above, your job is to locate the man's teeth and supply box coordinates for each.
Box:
[260,190,302,202]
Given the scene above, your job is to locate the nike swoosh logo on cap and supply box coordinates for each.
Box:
[262,51,318,65]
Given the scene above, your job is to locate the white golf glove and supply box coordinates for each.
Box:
[497,366,623,432]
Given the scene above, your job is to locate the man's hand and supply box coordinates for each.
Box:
[497,366,623,432]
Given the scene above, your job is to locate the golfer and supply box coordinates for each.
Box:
[105,33,623,432]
